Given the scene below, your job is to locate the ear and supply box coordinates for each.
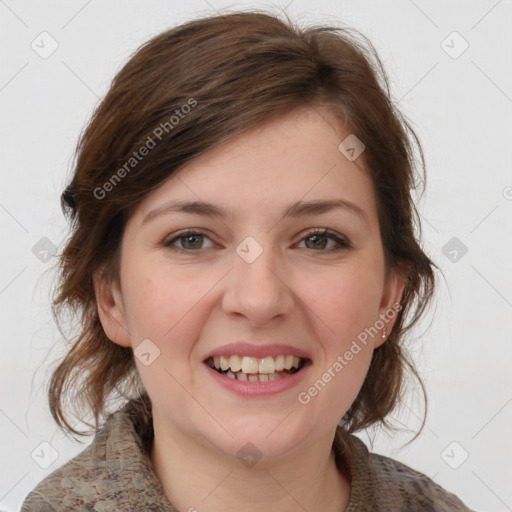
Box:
[93,268,131,348]
[374,265,406,349]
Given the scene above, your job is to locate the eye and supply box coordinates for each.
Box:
[297,228,351,252]
[163,230,214,252]
[163,228,351,254]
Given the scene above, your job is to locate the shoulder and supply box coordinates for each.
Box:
[337,433,475,511]
[20,398,169,512]
[20,420,119,511]
[367,450,474,511]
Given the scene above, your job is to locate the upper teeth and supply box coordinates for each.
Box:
[212,355,301,374]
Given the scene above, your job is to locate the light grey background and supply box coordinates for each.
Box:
[1,1,511,511]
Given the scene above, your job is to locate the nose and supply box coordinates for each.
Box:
[221,238,295,327]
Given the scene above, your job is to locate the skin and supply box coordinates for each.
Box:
[94,104,405,511]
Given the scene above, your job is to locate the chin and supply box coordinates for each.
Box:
[203,415,318,466]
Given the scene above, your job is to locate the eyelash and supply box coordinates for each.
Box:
[162,228,351,254]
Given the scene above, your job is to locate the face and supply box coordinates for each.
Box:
[95,104,404,462]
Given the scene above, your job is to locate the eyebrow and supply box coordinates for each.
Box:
[141,198,369,226]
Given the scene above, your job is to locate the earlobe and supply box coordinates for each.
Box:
[375,267,406,348]
[93,269,131,348]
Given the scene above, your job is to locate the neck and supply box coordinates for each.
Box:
[149,416,351,512]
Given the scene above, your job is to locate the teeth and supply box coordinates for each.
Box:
[208,353,305,380]
[229,355,241,372]
[241,356,259,374]
[219,367,298,382]
[258,356,275,374]
[220,356,229,371]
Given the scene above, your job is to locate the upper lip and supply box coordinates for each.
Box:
[203,342,311,361]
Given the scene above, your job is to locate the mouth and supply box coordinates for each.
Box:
[204,354,308,382]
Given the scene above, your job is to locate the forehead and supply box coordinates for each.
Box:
[133,105,377,227]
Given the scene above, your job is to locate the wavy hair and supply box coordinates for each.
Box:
[48,9,436,438]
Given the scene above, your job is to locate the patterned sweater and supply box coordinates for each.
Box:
[21,399,475,511]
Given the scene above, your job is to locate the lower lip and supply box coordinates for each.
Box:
[203,362,311,397]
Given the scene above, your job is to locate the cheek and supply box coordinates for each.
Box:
[306,263,383,348]
[297,263,382,411]
[121,258,204,341]
[121,263,204,404]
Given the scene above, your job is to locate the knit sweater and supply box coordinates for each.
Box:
[20,398,475,511]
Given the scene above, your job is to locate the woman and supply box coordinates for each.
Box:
[21,9,474,511]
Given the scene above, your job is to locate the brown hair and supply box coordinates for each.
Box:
[49,8,436,438]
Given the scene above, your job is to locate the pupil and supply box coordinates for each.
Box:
[308,234,326,249]
[184,235,201,249]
